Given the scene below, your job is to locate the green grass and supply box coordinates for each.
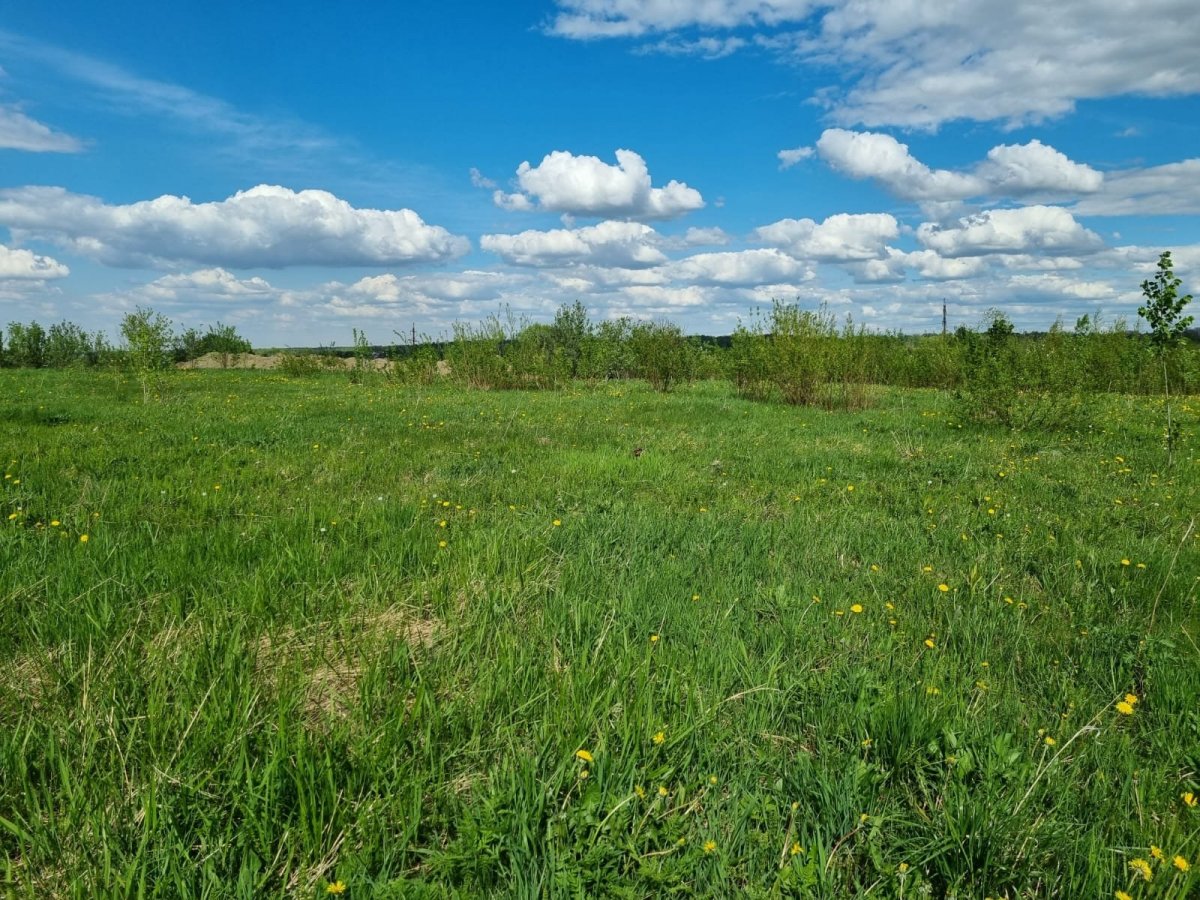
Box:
[2,369,1199,898]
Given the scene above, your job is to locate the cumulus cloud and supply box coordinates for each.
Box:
[682,226,731,246]
[469,167,497,189]
[777,146,814,169]
[917,206,1104,258]
[754,212,899,261]
[136,268,276,302]
[669,248,812,286]
[481,220,667,268]
[0,105,84,152]
[494,149,704,220]
[816,129,984,200]
[0,242,70,279]
[814,129,1101,201]
[0,185,470,268]
[549,1,1200,128]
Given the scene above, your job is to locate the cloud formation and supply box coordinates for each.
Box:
[494,149,704,220]
[813,130,1102,202]
[481,220,667,268]
[916,206,1104,258]
[0,105,83,152]
[550,1,1200,128]
[753,212,899,261]
[0,242,70,279]
[0,185,470,268]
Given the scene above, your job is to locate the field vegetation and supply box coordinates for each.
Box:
[2,266,1198,896]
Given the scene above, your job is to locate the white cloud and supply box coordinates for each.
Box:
[901,249,990,280]
[777,145,814,169]
[754,212,899,261]
[0,242,70,279]
[636,36,747,58]
[0,105,83,152]
[917,206,1104,258]
[481,220,667,268]
[136,268,276,302]
[495,149,704,220]
[1073,159,1200,216]
[670,248,812,286]
[549,1,1200,128]
[816,129,984,200]
[0,185,470,268]
[682,226,731,246]
[469,167,497,189]
[978,140,1103,194]
[815,129,1102,201]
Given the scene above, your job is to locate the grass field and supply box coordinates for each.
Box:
[2,369,1199,898]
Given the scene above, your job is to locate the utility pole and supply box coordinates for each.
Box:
[942,300,947,336]
[412,323,416,347]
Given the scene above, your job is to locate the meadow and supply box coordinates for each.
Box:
[1,367,1198,898]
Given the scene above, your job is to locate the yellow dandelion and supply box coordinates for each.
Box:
[575,749,593,763]
[1151,845,1164,860]
[1121,558,1131,566]
[326,881,347,895]
[1124,693,1139,706]
[1174,855,1191,872]
[652,730,666,745]
[649,634,659,643]
[791,842,804,856]
[708,775,718,784]
[635,785,646,798]
[937,583,950,593]
[898,862,909,873]
[1115,892,1132,900]
[657,785,668,797]
[438,540,447,548]
[703,840,717,853]
[1044,736,1056,747]
[924,638,936,649]
[1182,791,1197,807]
[1115,701,1135,716]
[79,534,89,543]
[50,519,60,527]
[1129,858,1153,881]
[578,769,589,779]
[553,519,561,527]
[850,603,863,614]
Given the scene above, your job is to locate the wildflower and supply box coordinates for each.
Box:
[653,731,666,745]
[79,534,89,543]
[1182,791,1197,807]
[703,840,717,853]
[708,775,718,785]
[791,842,804,856]
[1129,858,1153,881]
[924,638,936,649]
[649,634,659,643]
[1121,559,1131,566]
[846,484,855,492]
[861,737,873,748]
[658,785,668,797]
[850,603,863,614]
[937,583,950,593]
[438,540,447,548]
[925,685,940,695]
[1174,855,1191,872]
[1151,845,1164,861]
[553,519,562,527]
[898,862,909,873]
[326,882,347,895]
[1115,701,1135,716]
[692,594,700,601]
[1124,693,1139,706]
[1115,892,1132,900]
[575,749,593,763]
[578,769,589,779]
[1044,737,1056,747]
[50,520,60,527]
[635,785,646,799]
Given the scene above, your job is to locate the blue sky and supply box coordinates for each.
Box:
[2,0,1199,345]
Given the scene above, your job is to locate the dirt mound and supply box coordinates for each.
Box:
[178,352,281,369]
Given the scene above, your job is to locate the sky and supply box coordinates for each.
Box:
[2,0,1199,346]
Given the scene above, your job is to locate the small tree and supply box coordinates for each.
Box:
[121,306,175,402]
[1138,251,1194,463]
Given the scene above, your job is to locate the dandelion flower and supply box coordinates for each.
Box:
[1115,892,1132,900]
[1129,858,1153,881]
[924,638,936,649]
[653,731,666,745]
[937,583,950,593]
[1124,693,1139,706]
[575,749,593,763]
[850,603,863,614]
[1151,845,1164,861]
[50,520,60,527]
[657,785,668,797]
[578,769,589,779]
[1044,737,1056,747]
[1115,701,1135,716]
[791,842,804,856]
[553,519,561,527]
[1174,855,1191,872]
[326,882,347,895]
[1182,791,1197,807]
[79,534,89,543]
[650,634,659,643]
[635,785,646,799]
[703,840,717,853]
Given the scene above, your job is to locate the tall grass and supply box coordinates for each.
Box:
[2,369,1197,896]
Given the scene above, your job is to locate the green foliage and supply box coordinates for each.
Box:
[629,320,692,391]
[174,322,253,363]
[3,321,47,368]
[120,305,175,401]
[1139,251,1194,353]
